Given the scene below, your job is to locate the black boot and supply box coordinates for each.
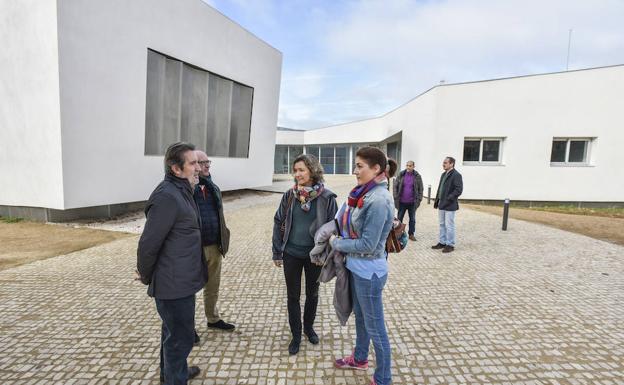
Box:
[304,328,319,345]
[288,338,301,355]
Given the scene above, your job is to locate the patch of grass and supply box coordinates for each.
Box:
[0,216,24,224]
[527,206,624,219]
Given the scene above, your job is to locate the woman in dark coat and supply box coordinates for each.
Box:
[271,154,338,355]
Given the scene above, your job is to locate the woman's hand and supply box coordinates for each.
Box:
[329,234,340,248]
[273,260,283,267]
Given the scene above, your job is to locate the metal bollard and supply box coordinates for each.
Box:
[502,198,510,231]
[427,185,431,204]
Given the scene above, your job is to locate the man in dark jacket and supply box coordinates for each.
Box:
[432,156,463,253]
[393,160,423,241]
[137,142,207,384]
[194,150,234,332]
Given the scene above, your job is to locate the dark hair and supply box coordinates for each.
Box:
[164,142,195,175]
[445,156,456,166]
[292,153,324,184]
[355,146,398,178]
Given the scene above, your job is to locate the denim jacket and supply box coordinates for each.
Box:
[332,181,394,260]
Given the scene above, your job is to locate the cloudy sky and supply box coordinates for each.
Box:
[204,0,624,130]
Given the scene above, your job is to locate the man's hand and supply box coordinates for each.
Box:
[134,269,142,281]
[273,260,283,267]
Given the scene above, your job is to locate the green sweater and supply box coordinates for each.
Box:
[284,199,317,258]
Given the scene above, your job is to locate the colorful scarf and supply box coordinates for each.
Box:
[339,173,388,239]
[293,183,324,212]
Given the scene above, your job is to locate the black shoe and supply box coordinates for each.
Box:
[288,338,301,355]
[188,366,200,379]
[442,245,455,253]
[207,320,235,331]
[159,366,201,382]
[304,329,319,345]
[431,243,445,249]
[194,330,200,346]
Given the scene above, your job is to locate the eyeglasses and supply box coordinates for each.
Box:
[198,160,212,166]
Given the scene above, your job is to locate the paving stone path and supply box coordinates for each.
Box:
[1,176,623,384]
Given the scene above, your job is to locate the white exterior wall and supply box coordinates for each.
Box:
[0,0,64,209]
[304,117,395,144]
[55,0,281,209]
[433,67,624,202]
[275,130,304,145]
[277,66,624,202]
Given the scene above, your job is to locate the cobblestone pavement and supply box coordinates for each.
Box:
[1,176,623,384]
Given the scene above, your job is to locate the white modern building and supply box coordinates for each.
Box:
[276,65,624,206]
[0,0,282,221]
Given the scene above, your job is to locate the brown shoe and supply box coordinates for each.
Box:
[431,243,445,249]
[442,245,455,253]
[409,235,417,241]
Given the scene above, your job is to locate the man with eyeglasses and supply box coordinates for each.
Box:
[193,150,234,336]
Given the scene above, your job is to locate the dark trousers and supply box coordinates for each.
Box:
[282,253,322,340]
[397,202,416,235]
[156,295,196,385]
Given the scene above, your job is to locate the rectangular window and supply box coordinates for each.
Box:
[335,146,349,174]
[462,138,504,164]
[550,138,592,165]
[145,49,254,157]
[289,146,304,168]
[320,147,335,174]
[550,140,567,162]
[274,146,289,174]
[305,146,320,159]
[386,141,400,162]
[463,140,480,162]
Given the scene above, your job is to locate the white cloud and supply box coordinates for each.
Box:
[207,0,624,129]
[286,0,624,128]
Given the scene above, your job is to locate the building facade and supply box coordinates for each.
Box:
[0,0,282,221]
[276,65,624,205]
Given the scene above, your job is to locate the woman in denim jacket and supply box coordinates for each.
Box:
[331,147,398,385]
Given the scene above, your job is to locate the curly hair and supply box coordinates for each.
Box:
[292,153,325,184]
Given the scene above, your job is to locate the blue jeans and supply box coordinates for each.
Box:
[397,202,416,235]
[156,295,196,385]
[438,209,456,246]
[351,272,392,385]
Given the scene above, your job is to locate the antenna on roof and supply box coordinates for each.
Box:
[439,80,446,84]
[566,29,573,71]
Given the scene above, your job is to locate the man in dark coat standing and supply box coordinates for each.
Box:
[193,150,234,332]
[432,156,463,253]
[393,160,424,241]
[137,142,207,384]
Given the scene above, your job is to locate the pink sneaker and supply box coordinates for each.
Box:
[334,352,368,370]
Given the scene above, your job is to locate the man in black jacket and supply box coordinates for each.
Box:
[194,150,234,332]
[137,142,207,384]
[432,157,463,253]
[393,160,424,241]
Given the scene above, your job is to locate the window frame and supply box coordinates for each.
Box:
[550,137,593,167]
[462,137,505,166]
